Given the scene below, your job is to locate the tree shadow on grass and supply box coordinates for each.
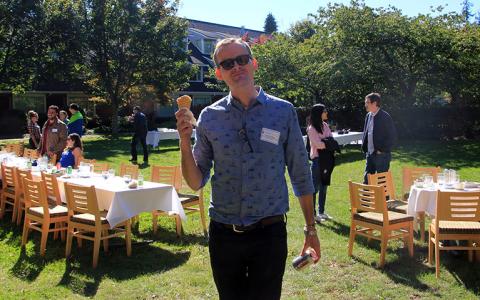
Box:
[394,140,480,169]
[57,239,190,297]
[82,137,180,161]
[436,252,480,294]
[10,233,75,282]
[134,224,208,247]
[0,216,23,246]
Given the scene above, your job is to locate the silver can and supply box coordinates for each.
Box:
[292,251,314,270]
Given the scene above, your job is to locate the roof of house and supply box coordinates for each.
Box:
[188,19,265,39]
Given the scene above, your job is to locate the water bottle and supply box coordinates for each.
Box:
[26,159,32,169]
[138,174,144,188]
[67,166,72,175]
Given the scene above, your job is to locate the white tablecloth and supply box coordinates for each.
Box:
[303,131,363,146]
[146,128,196,147]
[407,185,480,217]
[50,174,185,228]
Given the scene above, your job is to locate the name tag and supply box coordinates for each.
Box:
[260,128,280,145]
[52,128,58,133]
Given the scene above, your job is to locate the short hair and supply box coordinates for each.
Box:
[48,105,59,114]
[27,110,38,120]
[365,93,381,106]
[69,103,79,111]
[133,106,141,112]
[213,38,253,66]
[59,110,68,117]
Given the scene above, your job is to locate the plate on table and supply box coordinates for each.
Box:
[79,174,90,178]
[464,182,480,189]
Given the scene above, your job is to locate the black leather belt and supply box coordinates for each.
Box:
[220,215,285,233]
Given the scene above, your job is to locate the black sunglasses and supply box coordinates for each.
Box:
[238,127,253,153]
[218,54,251,70]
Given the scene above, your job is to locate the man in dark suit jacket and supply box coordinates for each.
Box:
[130,106,148,164]
[362,93,397,183]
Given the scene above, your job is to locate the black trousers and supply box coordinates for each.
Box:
[130,133,148,162]
[209,220,288,300]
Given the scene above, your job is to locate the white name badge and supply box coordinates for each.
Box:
[52,128,58,133]
[260,128,280,145]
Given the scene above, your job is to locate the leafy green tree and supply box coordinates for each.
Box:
[462,0,474,23]
[0,1,44,93]
[263,13,278,34]
[84,0,193,133]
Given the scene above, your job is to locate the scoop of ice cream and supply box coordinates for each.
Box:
[176,95,192,110]
[176,95,196,126]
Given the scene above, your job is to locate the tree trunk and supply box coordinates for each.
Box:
[110,96,120,135]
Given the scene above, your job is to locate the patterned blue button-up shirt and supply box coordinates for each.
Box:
[193,87,314,226]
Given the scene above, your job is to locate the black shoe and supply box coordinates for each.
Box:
[142,161,149,166]
[129,159,137,164]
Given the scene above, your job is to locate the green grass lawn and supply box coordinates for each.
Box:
[1,136,480,299]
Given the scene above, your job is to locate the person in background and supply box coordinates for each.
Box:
[307,104,334,223]
[58,133,83,169]
[67,103,84,136]
[26,110,41,150]
[59,110,69,124]
[129,106,148,165]
[176,37,320,300]
[362,93,397,183]
[38,105,68,162]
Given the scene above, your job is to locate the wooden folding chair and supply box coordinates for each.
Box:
[21,178,68,256]
[176,168,207,237]
[402,166,441,200]
[348,181,414,267]
[23,148,39,160]
[14,168,33,225]
[150,165,180,235]
[91,162,109,173]
[64,183,132,268]
[80,158,96,164]
[119,163,139,179]
[368,171,427,242]
[1,165,20,222]
[5,143,24,156]
[428,190,480,278]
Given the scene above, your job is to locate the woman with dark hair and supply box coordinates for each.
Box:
[26,110,42,149]
[307,104,333,223]
[58,133,83,168]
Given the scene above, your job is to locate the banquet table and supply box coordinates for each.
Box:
[146,128,196,148]
[31,172,186,228]
[407,183,480,217]
[302,131,363,146]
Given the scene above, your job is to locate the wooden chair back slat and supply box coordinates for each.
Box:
[92,162,109,173]
[23,178,49,213]
[65,183,99,216]
[436,191,480,222]
[368,171,396,201]
[41,172,62,205]
[120,163,139,179]
[349,181,386,214]
[403,166,441,196]
[15,168,32,194]
[150,165,178,187]
[23,149,39,160]
[2,165,17,188]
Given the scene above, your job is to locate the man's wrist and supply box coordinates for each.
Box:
[303,224,317,236]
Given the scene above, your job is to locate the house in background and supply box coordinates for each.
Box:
[155,19,266,118]
[0,19,267,137]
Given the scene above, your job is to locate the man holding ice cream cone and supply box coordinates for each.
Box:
[176,38,320,300]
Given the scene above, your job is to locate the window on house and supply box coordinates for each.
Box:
[193,96,212,107]
[13,94,45,112]
[190,67,203,82]
[203,39,215,55]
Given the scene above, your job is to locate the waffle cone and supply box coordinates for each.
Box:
[176,95,192,110]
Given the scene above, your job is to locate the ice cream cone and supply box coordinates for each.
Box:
[176,95,192,110]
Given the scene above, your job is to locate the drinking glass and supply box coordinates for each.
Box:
[123,175,131,184]
[108,169,115,178]
[437,173,445,186]
[424,175,433,187]
[102,171,109,180]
